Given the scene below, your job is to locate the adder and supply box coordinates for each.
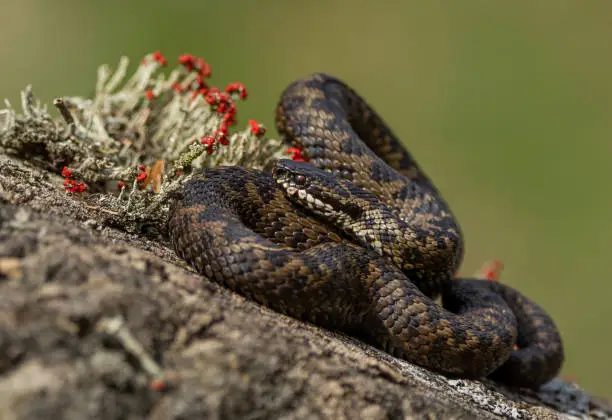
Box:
[168,73,564,389]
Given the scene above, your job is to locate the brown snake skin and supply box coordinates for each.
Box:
[168,73,564,389]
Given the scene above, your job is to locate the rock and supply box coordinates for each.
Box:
[1,129,611,420]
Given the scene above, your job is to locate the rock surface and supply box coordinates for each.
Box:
[1,152,611,419]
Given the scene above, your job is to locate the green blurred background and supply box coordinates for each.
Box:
[2,0,611,398]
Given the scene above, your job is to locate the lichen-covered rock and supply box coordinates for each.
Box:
[0,153,610,420]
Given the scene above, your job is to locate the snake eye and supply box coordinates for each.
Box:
[295,175,306,185]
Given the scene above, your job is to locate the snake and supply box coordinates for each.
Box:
[168,73,564,389]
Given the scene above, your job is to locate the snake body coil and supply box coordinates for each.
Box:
[168,73,564,388]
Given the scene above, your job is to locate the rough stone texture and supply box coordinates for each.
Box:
[1,152,611,420]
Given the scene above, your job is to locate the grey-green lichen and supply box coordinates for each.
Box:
[0,52,286,233]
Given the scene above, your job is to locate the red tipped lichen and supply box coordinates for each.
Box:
[150,379,167,392]
[286,147,307,162]
[178,54,211,78]
[223,105,237,126]
[61,166,87,193]
[476,260,505,282]
[178,54,196,71]
[225,82,248,100]
[136,165,147,182]
[248,120,266,137]
[152,50,167,67]
[215,125,230,146]
[63,179,87,193]
[201,135,216,154]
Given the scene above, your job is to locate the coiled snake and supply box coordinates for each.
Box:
[168,73,564,389]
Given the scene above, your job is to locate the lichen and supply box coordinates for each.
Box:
[0,51,287,233]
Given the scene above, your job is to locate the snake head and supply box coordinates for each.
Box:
[273,159,411,257]
[272,159,362,220]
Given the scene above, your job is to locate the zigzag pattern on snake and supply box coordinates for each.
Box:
[168,73,564,389]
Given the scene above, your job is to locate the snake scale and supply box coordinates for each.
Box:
[168,73,564,389]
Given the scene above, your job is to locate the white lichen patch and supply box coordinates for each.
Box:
[0,52,288,233]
